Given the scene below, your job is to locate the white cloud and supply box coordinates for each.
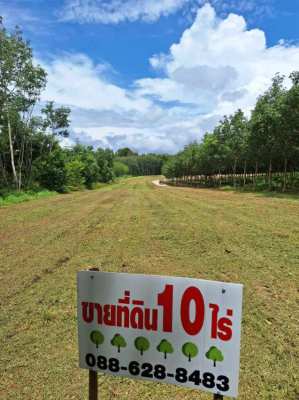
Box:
[59,0,273,25]
[60,0,190,23]
[1,0,272,31]
[40,53,200,153]
[137,3,299,117]
[41,54,151,113]
[41,4,299,153]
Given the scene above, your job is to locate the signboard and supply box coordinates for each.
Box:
[77,271,243,398]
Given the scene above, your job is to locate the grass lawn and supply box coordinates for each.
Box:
[0,176,298,399]
[0,190,57,207]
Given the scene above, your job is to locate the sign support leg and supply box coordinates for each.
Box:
[88,268,99,400]
[89,370,98,400]
[214,395,223,400]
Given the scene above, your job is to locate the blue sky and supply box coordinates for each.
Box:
[1,0,299,153]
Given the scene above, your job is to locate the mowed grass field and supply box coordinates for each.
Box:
[0,176,298,400]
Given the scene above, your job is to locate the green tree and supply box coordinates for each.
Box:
[95,148,114,182]
[33,147,67,192]
[134,337,150,356]
[65,159,86,191]
[249,74,285,190]
[162,158,176,179]
[90,330,104,349]
[113,161,129,177]
[41,101,70,139]
[182,342,198,362]
[216,110,249,187]
[205,346,224,367]
[117,154,164,176]
[111,334,127,353]
[0,20,46,190]
[157,339,174,359]
[71,145,99,189]
[118,156,140,175]
[116,147,137,157]
[278,72,299,191]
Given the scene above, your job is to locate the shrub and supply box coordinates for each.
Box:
[113,161,129,177]
[65,159,86,191]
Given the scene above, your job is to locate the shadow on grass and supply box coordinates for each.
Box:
[220,185,299,200]
[251,191,299,200]
[164,182,299,200]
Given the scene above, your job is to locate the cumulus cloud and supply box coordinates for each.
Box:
[60,0,190,23]
[40,53,200,153]
[42,4,299,153]
[40,54,151,113]
[138,3,299,117]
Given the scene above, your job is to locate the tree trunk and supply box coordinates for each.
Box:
[243,160,247,186]
[0,153,8,185]
[268,159,272,190]
[18,133,26,191]
[254,161,259,189]
[7,110,19,190]
[283,157,287,192]
[233,159,237,188]
[25,138,33,187]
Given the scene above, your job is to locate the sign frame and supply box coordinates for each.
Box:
[77,269,243,399]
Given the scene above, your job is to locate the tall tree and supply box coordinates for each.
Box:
[41,101,70,139]
[0,19,46,189]
[279,72,299,190]
[216,110,249,187]
[250,74,285,189]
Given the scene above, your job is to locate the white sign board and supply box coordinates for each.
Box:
[77,271,243,398]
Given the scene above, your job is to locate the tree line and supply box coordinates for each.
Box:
[0,21,164,195]
[163,73,299,192]
[114,148,167,177]
[2,20,298,195]
[0,20,117,193]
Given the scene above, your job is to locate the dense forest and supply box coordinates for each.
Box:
[0,21,164,195]
[114,148,166,177]
[163,73,299,192]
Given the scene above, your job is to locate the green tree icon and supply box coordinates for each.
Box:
[135,337,150,356]
[182,342,199,362]
[111,334,127,353]
[157,339,174,359]
[205,346,224,367]
[90,330,104,349]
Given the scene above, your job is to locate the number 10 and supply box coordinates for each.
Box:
[158,285,205,335]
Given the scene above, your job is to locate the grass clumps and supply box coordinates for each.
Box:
[0,190,56,206]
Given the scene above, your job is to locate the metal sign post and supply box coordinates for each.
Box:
[89,370,98,400]
[88,268,99,400]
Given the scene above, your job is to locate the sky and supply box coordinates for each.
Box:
[1,0,299,154]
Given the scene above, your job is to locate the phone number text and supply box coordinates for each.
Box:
[85,354,229,392]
